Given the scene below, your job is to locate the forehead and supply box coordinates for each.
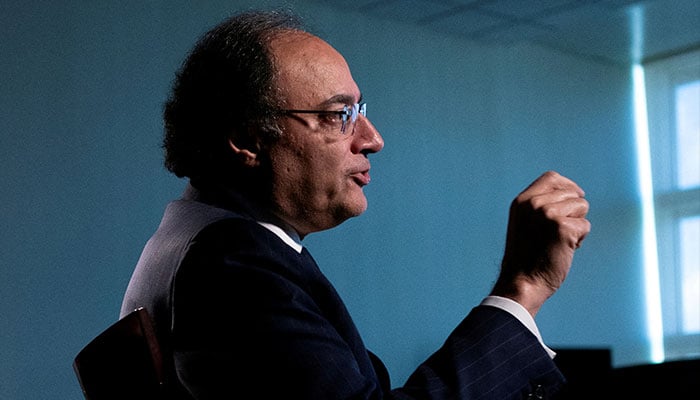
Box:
[270,32,360,107]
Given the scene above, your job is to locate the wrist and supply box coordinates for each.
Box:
[490,275,551,318]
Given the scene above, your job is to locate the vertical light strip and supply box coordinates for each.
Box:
[632,64,665,363]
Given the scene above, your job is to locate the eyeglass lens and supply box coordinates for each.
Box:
[341,103,366,134]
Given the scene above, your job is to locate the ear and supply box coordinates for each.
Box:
[228,138,261,168]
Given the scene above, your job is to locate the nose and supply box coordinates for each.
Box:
[351,115,384,155]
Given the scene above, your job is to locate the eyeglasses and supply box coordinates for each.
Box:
[281,103,366,134]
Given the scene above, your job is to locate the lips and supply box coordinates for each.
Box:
[350,170,371,186]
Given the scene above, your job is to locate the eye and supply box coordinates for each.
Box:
[319,109,348,125]
[319,112,340,123]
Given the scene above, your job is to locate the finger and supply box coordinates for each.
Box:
[563,197,589,219]
[527,189,587,213]
[520,171,585,200]
[559,216,591,248]
[538,196,590,219]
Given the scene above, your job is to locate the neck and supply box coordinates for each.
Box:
[189,178,303,240]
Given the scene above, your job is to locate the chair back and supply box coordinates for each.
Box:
[73,307,165,400]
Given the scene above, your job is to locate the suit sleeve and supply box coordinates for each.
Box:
[393,305,565,399]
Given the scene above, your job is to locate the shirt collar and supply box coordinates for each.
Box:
[257,221,303,254]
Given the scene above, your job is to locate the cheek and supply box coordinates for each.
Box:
[273,150,333,200]
[271,138,356,204]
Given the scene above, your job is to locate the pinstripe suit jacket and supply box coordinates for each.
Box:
[121,184,565,399]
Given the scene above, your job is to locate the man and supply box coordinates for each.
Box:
[121,10,590,399]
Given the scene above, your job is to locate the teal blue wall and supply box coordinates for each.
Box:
[1,1,647,398]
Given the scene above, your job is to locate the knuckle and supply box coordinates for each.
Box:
[542,204,559,220]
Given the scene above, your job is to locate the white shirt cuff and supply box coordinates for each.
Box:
[480,296,556,359]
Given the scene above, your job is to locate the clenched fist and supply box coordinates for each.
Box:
[491,171,591,317]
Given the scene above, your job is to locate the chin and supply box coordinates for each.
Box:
[333,198,368,224]
[347,200,368,218]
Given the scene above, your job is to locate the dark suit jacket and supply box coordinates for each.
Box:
[121,183,565,399]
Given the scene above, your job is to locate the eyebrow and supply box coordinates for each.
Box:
[319,93,363,108]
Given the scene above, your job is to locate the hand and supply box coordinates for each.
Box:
[491,171,590,317]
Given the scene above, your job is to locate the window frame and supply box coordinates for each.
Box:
[644,50,700,360]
